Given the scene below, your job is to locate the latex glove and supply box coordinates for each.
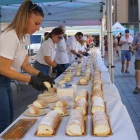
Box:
[29,76,48,91]
[38,72,55,87]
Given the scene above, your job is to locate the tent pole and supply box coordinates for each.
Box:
[101,19,104,61]
[0,7,1,35]
[138,0,140,30]
[106,0,114,83]
[100,25,102,51]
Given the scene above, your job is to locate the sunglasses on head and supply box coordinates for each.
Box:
[58,36,63,40]
[30,4,43,13]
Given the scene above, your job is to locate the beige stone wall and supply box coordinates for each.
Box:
[115,0,128,23]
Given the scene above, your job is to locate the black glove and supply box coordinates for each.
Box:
[55,64,65,75]
[76,53,81,58]
[38,72,55,87]
[29,76,48,91]
[83,52,89,56]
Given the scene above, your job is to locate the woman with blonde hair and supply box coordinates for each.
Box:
[0,0,54,133]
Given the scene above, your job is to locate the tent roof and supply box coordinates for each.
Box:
[112,22,126,31]
[0,0,105,27]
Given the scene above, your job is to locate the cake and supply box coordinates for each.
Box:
[54,106,67,115]
[75,89,88,101]
[91,96,105,113]
[48,87,57,93]
[55,100,67,107]
[75,71,81,76]
[33,100,46,108]
[28,105,39,114]
[66,109,84,135]
[58,80,66,85]
[79,77,88,84]
[93,111,110,135]
[43,82,51,89]
[37,110,61,135]
[75,98,87,115]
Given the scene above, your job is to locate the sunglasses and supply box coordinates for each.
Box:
[58,36,63,40]
[30,5,43,13]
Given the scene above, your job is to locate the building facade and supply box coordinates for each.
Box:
[114,0,139,33]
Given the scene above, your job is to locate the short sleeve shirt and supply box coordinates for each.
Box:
[0,29,28,71]
[35,38,56,65]
[120,35,133,50]
[133,32,140,60]
[66,36,79,63]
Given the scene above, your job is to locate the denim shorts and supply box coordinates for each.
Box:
[121,50,131,61]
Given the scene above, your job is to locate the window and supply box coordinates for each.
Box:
[129,0,138,22]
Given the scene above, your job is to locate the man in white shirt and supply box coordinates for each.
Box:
[55,25,70,70]
[119,29,133,73]
[66,32,83,63]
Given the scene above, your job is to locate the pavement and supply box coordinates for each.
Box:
[10,53,140,139]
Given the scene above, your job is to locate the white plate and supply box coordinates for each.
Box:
[23,109,47,117]
[28,104,48,109]
[48,104,71,109]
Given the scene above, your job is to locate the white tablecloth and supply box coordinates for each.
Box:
[0,48,138,140]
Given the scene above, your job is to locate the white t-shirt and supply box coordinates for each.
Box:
[0,29,28,71]
[66,36,79,63]
[35,38,56,66]
[120,35,133,50]
[55,37,69,64]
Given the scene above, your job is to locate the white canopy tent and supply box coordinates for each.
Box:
[0,0,105,27]
[0,0,115,82]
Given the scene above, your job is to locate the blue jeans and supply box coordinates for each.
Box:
[60,63,71,70]
[0,75,13,133]
[34,61,50,76]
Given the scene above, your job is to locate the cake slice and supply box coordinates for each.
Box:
[93,111,110,135]
[75,98,87,115]
[28,105,39,114]
[33,100,46,108]
[75,89,88,101]
[55,100,67,107]
[91,96,105,113]
[54,106,67,115]
[37,110,61,135]
[66,109,84,135]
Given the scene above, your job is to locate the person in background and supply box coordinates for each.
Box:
[116,32,122,59]
[133,32,140,93]
[113,36,118,58]
[44,32,49,41]
[119,29,133,73]
[0,0,54,133]
[34,28,65,77]
[104,36,108,57]
[55,25,70,71]
[66,32,83,63]
[78,36,89,56]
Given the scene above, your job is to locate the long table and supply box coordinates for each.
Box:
[0,48,138,140]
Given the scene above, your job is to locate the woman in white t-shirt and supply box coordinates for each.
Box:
[0,1,54,133]
[34,28,65,77]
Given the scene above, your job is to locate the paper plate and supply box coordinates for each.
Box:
[23,109,47,117]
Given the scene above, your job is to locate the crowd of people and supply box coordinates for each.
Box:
[104,29,140,94]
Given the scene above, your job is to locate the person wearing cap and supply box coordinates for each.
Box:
[34,28,65,77]
[119,29,133,73]
[132,32,140,93]
[55,25,70,71]
[66,32,83,63]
